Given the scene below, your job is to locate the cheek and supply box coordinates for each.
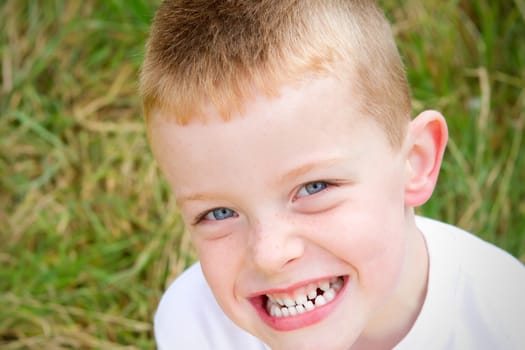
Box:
[194,235,246,306]
[353,223,407,298]
[312,202,407,289]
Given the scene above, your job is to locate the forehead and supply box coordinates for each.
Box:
[148,75,393,195]
[149,74,355,148]
[150,70,357,125]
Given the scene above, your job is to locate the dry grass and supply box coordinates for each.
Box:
[1,0,193,348]
[1,0,524,348]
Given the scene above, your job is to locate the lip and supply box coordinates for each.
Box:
[249,275,349,331]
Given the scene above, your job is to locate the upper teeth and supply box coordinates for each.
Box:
[265,276,344,318]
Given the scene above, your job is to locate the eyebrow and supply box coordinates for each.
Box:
[176,191,221,206]
[176,157,344,206]
[278,157,344,185]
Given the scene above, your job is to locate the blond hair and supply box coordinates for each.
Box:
[140,0,411,147]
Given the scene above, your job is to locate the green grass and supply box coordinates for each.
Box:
[1,0,524,348]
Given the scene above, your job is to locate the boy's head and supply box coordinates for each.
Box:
[142,1,448,349]
[141,0,412,147]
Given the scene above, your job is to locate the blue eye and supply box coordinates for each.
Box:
[203,208,236,221]
[296,181,328,198]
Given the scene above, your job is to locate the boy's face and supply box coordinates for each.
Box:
[150,75,422,349]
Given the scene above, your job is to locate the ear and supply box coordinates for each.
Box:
[404,110,448,207]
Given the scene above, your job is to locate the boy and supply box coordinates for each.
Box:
[140,1,525,349]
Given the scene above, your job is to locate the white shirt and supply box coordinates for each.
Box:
[395,217,525,349]
[154,263,267,349]
[155,217,525,349]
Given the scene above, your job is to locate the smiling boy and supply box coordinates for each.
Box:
[140,1,525,349]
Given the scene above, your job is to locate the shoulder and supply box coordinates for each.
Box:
[415,216,525,348]
[154,263,267,350]
[415,216,524,284]
[154,263,213,349]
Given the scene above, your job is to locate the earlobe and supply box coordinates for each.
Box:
[404,110,448,207]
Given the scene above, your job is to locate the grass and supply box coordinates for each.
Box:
[1,0,524,348]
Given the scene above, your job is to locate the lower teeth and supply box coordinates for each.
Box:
[266,277,343,318]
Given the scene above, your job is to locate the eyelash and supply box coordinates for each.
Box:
[294,180,331,199]
[193,207,236,225]
[193,180,336,225]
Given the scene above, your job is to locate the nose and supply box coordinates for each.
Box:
[250,212,305,274]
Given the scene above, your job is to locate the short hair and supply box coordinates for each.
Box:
[140,0,411,147]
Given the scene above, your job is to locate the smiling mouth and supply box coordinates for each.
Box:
[263,276,345,318]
